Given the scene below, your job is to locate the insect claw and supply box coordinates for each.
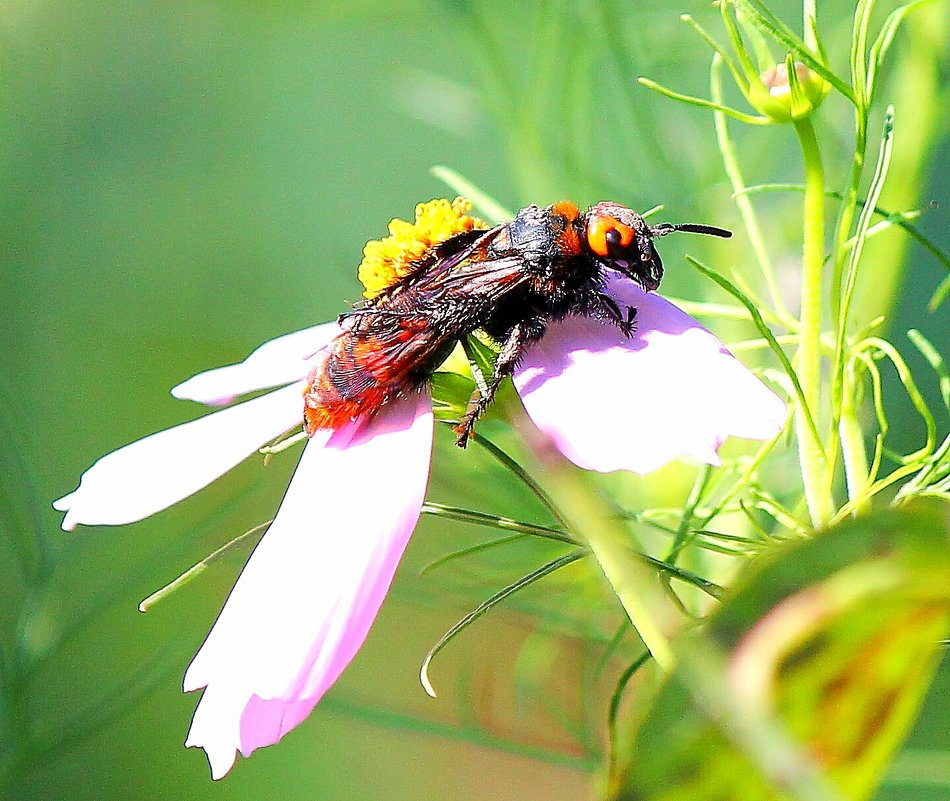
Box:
[621,306,638,337]
[454,420,474,448]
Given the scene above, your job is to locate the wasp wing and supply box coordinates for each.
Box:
[320,226,524,397]
[388,226,530,307]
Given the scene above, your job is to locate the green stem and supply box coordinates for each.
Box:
[802,0,817,45]
[829,117,866,322]
[514,423,679,671]
[793,117,830,527]
[563,477,676,671]
[839,361,870,511]
[711,57,795,327]
[851,4,948,325]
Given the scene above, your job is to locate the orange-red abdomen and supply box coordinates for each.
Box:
[303,335,388,434]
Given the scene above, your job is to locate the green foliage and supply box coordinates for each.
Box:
[3,1,948,799]
[425,0,950,796]
[608,504,950,801]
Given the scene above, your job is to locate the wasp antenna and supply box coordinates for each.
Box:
[661,222,733,239]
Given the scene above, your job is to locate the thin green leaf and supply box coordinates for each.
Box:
[747,489,810,537]
[835,109,895,352]
[726,268,777,324]
[693,419,791,535]
[732,2,774,73]
[596,621,630,676]
[138,520,270,612]
[896,433,950,503]
[665,297,753,321]
[784,50,814,119]
[640,554,723,599]
[851,0,875,106]
[732,181,809,196]
[694,529,766,546]
[803,2,822,54]
[711,55,792,323]
[471,435,572,532]
[636,77,770,125]
[736,184,950,284]
[323,693,597,771]
[860,336,936,462]
[681,12,749,91]
[666,464,713,562]
[907,329,950,410]
[930,273,950,312]
[853,350,888,486]
[726,334,799,353]
[830,109,895,473]
[848,208,922,246]
[259,430,306,463]
[421,501,575,543]
[741,497,777,538]
[429,165,513,224]
[686,255,820,450]
[867,0,932,106]
[419,550,587,697]
[419,533,530,576]
[607,651,652,777]
[735,0,854,101]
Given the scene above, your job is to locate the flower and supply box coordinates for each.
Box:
[748,59,829,123]
[358,197,485,300]
[641,11,830,126]
[54,281,785,779]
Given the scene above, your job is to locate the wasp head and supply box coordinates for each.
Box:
[584,202,732,292]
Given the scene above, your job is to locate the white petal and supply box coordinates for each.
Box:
[183,392,433,779]
[172,323,342,405]
[53,382,306,530]
[514,279,786,474]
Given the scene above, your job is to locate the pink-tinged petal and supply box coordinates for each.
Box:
[53,382,306,530]
[513,278,786,474]
[172,323,342,405]
[183,391,434,779]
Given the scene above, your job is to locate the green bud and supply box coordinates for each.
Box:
[748,59,829,122]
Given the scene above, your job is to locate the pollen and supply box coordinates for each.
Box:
[358,197,485,300]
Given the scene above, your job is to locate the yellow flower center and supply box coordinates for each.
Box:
[358,197,485,300]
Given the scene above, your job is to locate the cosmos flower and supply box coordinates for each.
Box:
[54,200,786,778]
[54,282,784,777]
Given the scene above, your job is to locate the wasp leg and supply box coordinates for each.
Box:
[584,293,638,338]
[455,322,540,448]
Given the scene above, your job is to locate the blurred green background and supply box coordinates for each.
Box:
[1,1,947,799]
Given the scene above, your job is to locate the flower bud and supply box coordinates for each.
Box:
[748,60,829,122]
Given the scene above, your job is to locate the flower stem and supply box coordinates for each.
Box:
[514,423,678,671]
[839,361,870,512]
[793,117,830,528]
[711,56,794,327]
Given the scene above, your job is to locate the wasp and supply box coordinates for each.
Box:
[304,200,730,447]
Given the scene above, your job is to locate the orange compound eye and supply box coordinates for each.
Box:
[586,214,635,258]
